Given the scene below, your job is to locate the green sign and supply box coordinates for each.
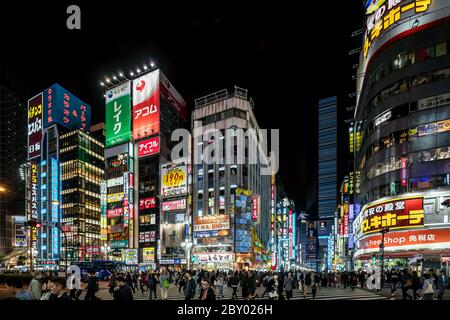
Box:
[106,82,131,148]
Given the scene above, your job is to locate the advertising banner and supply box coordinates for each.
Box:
[107,208,124,218]
[162,198,187,212]
[30,162,39,219]
[306,221,318,260]
[124,249,138,265]
[360,196,424,235]
[106,82,131,147]
[193,222,230,232]
[139,231,156,243]
[43,84,91,131]
[356,228,450,252]
[192,252,234,264]
[132,70,160,139]
[139,197,156,210]
[110,240,129,248]
[107,192,124,203]
[161,159,188,197]
[235,189,253,253]
[142,247,155,263]
[252,196,259,223]
[28,93,43,160]
[138,136,160,157]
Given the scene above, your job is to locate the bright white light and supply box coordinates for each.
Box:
[136,68,141,73]
[113,76,117,80]
[119,73,124,77]
[100,82,104,86]
[103,94,106,98]
[143,65,148,70]
[106,78,111,83]
[130,72,134,76]
[150,62,155,67]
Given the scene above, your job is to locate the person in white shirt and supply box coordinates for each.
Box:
[66,270,82,300]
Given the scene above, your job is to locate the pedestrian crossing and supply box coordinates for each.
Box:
[88,284,387,300]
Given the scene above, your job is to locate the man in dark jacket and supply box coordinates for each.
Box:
[85,270,99,301]
[49,277,71,301]
[113,276,134,302]
[199,279,216,301]
[184,272,196,300]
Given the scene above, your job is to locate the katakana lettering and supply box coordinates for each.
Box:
[409,210,424,224]
[370,216,382,229]
[415,0,431,13]
[370,20,383,42]
[383,6,401,29]
[113,122,121,134]
[381,213,397,227]
[401,2,415,12]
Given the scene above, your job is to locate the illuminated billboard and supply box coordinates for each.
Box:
[235,189,253,254]
[160,159,188,197]
[27,93,43,160]
[162,198,187,212]
[43,84,91,131]
[132,70,160,140]
[105,82,131,147]
[138,136,159,157]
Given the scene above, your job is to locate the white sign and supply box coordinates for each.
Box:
[107,176,124,188]
[193,222,230,232]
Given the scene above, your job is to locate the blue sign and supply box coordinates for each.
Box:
[110,240,129,248]
[43,84,91,132]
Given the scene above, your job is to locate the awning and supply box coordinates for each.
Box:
[2,249,27,262]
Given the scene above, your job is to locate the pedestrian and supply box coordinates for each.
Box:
[283,272,294,300]
[139,271,147,294]
[178,271,186,293]
[311,273,317,299]
[305,272,312,298]
[67,269,82,300]
[184,272,196,301]
[215,273,225,299]
[85,270,100,301]
[109,271,117,296]
[29,271,43,300]
[126,272,134,294]
[40,277,54,300]
[248,271,257,300]
[5,277,32,300]
[240,271,250,299]
[113,276,134,302]
[350,272,358,291]
[436,269,448,300]
[147,272,158,300]
[49,277,71,301]
[159,269,170,300]
[422,273,435,300]
[390,270,399,296]
[411,271,421,300]
[199,279,216,301]
[400,269,413,300]
[231,271,240,299]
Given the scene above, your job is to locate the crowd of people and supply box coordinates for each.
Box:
[1,267,448,301]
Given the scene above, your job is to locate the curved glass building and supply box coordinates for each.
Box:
[352,1,450,272]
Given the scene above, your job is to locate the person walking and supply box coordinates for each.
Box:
[184,272,196,301]
[248,271,257,300]
[159,269,170,300]
[283,272,294,300]
[400,269,413,300]
[304,272,312,298]
[85,270,99,301]
[240,271,250,300]
[422,273,435,300]
[109,271,117,296]
[29,271,42,300]
[178,271,186,294]
[199,279,216,301]
[113,276,134,302]
[139,271,147,295]
[67,270,81,300]
[6,277,32,300]
[350,272,358,291]
[437,269,448,300]
[215,273,225,299]
[311,273,317,299]
[411,271,421,300]
[231,271,240,299]
[390,270,399,296]
[147,273,158,300]
[49,277,71,301]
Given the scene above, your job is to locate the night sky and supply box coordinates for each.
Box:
[0,1,364,212]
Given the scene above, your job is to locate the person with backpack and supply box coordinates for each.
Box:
[422,273,435,300]
[159,269,170,300]
[147,272,158,300]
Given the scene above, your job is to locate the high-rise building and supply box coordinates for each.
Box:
[60,127,104,264]
[103,68,188,268]
[191,87,271,270]
[0,69,27,256]
[352,1,450,270]
[26,83,92,269]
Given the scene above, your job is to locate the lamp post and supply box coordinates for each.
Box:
[53,222,68,277]
[379,227,390,289]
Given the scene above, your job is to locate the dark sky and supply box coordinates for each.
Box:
[0,1,363,211]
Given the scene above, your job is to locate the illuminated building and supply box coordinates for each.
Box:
[352,0,450,273]
[191,87,271,270]
[104,68,188,267]
[26,84,92,269]
[0,70,27,256]
[60,125,104,264]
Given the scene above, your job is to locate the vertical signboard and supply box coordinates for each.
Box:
[27,93,43,160]
[50,158,60,258]
[100,181,107,241]
[132,70,160,140]
[252,196,259,223]
[106,82,131,147]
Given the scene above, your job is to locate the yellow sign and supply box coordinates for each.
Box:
[162,168,185,187]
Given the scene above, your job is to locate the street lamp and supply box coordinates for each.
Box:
[0,186,6,192]
[181,240,193,270]
[379,227,390,289]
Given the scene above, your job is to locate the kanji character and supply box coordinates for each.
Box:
[64,109,69,116]
[426,234,435,241]
[418,234,426,241]
[63,93,70,101]
[388,0,401,9]
[395,201,405,210]
[369,208,375,215]
[64,101,69,108]
[385,202,394,212]
[72,110,78,117]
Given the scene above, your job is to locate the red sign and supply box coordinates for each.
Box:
[28,93,43,160]
[140,197,156,210]
[357,228,450,251]
[361,197,424,234]
[138,137,160,157]
[252,196,259,222]
[161,199,186,212]
[107,208,124,218]
[132,70,160,140]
